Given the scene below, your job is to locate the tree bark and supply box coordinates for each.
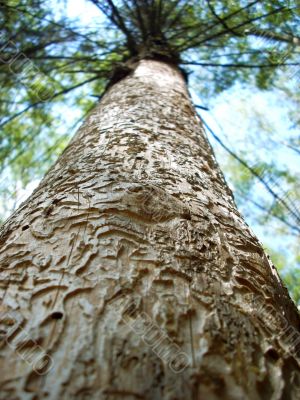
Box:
[0,59,300,400]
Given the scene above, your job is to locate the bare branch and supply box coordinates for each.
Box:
[0,76,100,128]
[182,61,300,68]
[90,0,138,54]
[198,113,300,226]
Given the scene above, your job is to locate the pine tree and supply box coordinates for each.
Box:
[0,1,300,399]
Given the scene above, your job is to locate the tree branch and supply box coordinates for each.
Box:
[182,61,300,68]
[198,113,300,226]
[0,76,100,128]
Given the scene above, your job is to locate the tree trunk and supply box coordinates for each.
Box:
[0,59,300,400]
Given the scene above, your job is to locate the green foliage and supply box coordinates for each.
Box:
[282,269,300,306]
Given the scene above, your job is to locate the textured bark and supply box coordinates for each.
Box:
[0,60,300,400]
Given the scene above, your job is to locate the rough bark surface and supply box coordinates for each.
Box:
[0,60,300,400]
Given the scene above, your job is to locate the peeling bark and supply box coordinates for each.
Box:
[0,60,300,400]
